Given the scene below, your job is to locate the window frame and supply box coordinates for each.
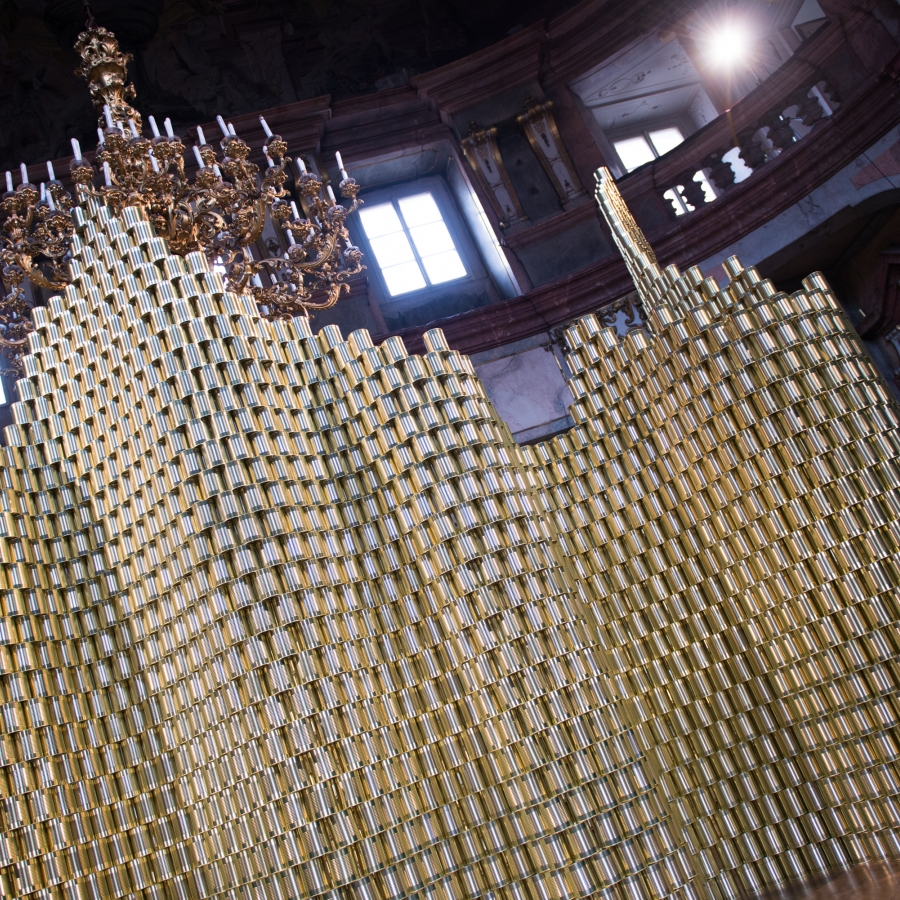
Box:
[355,182,472,301]
[609,120,691,174]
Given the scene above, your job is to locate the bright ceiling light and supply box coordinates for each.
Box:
[705,21,753,69]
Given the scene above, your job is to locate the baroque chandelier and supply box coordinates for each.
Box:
[0,18,364,371]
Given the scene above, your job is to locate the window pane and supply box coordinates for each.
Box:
[359,202,404,238]
[382,262,427,296]
[369,233,417,268]
[421,250,466,285]
[613,136,656,172]
[398,193,442,227]
[408,221,456,256]
[648,127,684,157]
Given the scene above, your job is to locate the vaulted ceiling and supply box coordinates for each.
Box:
[0,0,581,171]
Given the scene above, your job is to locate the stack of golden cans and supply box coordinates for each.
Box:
[525,170,900,899]
[0,173,897,900]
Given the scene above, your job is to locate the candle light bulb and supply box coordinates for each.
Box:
[217,115,229,137]
[149,151,160,173]
[214,164,222,178]
[265,153,275,168]
[193,146,205,168]
[47,189,56,211]
[286,229,296,246]
[148,116,161,138]
[71,138,82,162]
[196,125,206,146]
[335,151,344,172]
[297,156,307,174]
[260,116,273,138]
[129,119,139,138]
[164,118,174,138]
[228,123,236,136]
[5,171,12,193]
[46,161,55,181]
[103,162,112,186]
[97,128,105,146]
[104,104,114,128]
[290,201,300,220]
[40,183,46,202]
[19,163,28,186]
[327,185,336,204]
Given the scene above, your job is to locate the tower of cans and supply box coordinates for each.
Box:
[525,170,900,899]
[0,173,898,900]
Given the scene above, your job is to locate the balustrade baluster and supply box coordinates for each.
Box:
[790,86,826,128]
[705,150,736,193]
[764,109,796,152]
[676,171,708,210]
[737,128,768,172]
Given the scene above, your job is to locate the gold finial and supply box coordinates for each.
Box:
[74,26,141,130]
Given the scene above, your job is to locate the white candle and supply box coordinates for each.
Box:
[40,183,46,202]
[290,201,300,220]
[104,105,114,128]
[148,116,160,138]
[71,138,82,161]
[196,125,206,146]
[217,115,228,137]
[334,151,344,172]
[149,151,160,173]
[286,229,296,245]
[19,163,28,186]
[213,164,222,178]
[97,128,105,146]
[5,171,12,193]
[327,185,336,204]
[46,161,55,181]
[297,156,307,174]
[164,118,174,138]
[103,162,112,186]
[228,123,236,136]
[265,153,275,169]
[193,146,205,168]
[128,119,139,138]
[260,116,273,138]
[47,189,56,211]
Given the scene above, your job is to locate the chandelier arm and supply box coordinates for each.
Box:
[16,255,70,291]
[297,284,347,312]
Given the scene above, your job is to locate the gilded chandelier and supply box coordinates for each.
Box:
[0,21,364,371]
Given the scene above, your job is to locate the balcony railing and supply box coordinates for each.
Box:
[662,80,840,216]
[614,16,864,222]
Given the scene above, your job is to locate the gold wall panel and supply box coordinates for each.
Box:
[0,176,898,900]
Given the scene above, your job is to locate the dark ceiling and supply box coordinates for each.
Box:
[0,0,581,171]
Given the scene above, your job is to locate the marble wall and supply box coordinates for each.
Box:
[472,334,574,442]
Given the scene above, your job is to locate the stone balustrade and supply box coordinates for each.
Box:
[657,79,841,217]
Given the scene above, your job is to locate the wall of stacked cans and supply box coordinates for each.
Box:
[0,182,898,900]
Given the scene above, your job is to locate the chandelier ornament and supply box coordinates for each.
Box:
[0,23,364,371]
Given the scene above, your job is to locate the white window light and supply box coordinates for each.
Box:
[613,126,687,173]
[359,192,466,297]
